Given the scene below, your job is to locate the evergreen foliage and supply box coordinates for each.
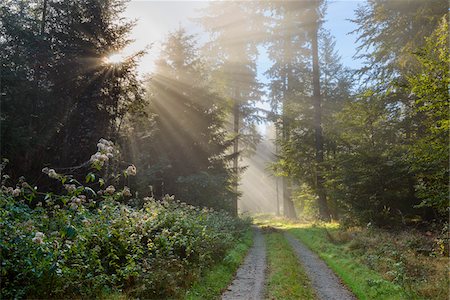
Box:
[143,29,234,209]
[1,0,145,181]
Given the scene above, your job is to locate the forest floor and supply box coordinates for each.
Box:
[284,232,355,300]
[222,216,449,300]
[221,226,267,300]
[220,224,355,300]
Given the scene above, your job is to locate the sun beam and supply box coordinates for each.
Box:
[104,53,126,65]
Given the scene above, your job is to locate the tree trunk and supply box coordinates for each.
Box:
[282,176,297,218]
[41,0,47,36]
[275,125,281,216]
[311,14,330,221]
[232,91,239,217]
[281,15,297,220]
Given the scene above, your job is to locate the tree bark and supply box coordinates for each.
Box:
[41,0,48,36]
[275,125,281,216]
[232,91,239,217]
[281,12,297,219]
[311,14,330,221]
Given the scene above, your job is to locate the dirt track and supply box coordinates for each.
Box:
[285,232,356,300]
[221,227,356,300]
[221,226,266,300]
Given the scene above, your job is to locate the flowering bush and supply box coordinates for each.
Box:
[0,140,250,299]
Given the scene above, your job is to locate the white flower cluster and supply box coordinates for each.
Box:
[42,167,59,179]
[90,138,115,166]
[12,187,21,197]
[2,186,18,197]
[125,165,137,176]
[32,232,45,244]
[122,186,132,197]
[64,184,77,193]
[69,195,86,210]
[105,185,116,195]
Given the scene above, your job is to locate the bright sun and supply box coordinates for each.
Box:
[104,53,126,64]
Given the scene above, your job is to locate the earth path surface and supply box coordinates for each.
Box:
[221,226,356,300]
[284,232,356,300]
[221,226,267,300]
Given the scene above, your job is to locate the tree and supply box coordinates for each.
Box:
[144,28,234,210]
[326,90,415,225]
[351,0,448,83]
[308,1,331,220]
[262,1,311,219]
[197,2,263,215]
[407,15,449,217]
[344,0,448,224]
[262,1,352,220]
[0,0,144,183]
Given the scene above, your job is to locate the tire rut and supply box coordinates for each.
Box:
[221,226,266,300]
[284,232,356,300]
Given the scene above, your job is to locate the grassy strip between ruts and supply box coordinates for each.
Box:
[264,230,316,300]
[184,228,254,300]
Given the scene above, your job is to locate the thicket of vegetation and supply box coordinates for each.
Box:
[0,142,250,298]
[294,223,449,300]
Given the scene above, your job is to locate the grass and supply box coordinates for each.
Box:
[264,229,316,300]
[257,215,450,300]
[287,224,408,300]
[253,215,427,300]
[290,225,449,300]
[184,228,254,300]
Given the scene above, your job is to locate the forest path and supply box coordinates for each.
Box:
[221,226,267,300]
[284,232,356,300]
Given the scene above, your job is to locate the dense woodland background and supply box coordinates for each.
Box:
[1,0,448,225]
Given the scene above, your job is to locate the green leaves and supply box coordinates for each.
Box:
[85,173,95,184]
[0,190,249,299]
[62,225,77,239]
[405,14,449,215]
[84,187,97,198]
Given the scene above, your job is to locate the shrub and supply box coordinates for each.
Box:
[0,139,250,299]
[0,191,249,299]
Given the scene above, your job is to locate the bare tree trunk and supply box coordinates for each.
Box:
[311,14,330,221]
[281,9,297,220]
[232,92,239,217]
[275,125,280,216]
[41,0,48,35]
[282,177,297,218]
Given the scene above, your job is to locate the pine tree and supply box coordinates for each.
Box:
[197,2,263,215]
[145,28,234,210]
[262,1,312,219]
[0,0,144,181]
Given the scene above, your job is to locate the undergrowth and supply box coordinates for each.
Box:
[185,228,253,300]
[0,139,250,299]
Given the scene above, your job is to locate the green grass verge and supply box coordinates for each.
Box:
[184,229,253,300]
[287,225,411,300]
[265,231,316,300]
[254,216,445,300]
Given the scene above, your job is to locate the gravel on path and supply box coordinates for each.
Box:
[284,232,357,300]
[221,226,266,300]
